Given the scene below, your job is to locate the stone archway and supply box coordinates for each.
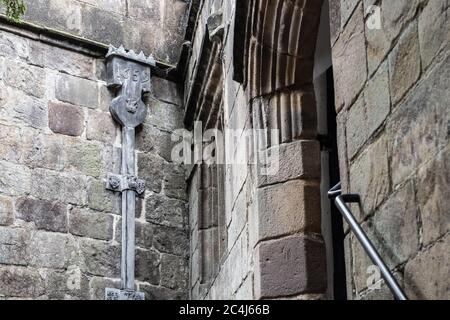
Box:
[242,0,328,299]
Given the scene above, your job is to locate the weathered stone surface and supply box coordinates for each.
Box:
[65,140,102,178]
[417,147,450,246]
[405,234,450,300]
[257,180,321,241]
[0,161,31,196]
[364,60,390,137]
[140,284,186,300]
[138,152,164,193]
[329,0,341,44]
[4,62,45,98]
[116,220,153,249]
[29,232,79,269]
[135,249,160,284]
[22,131,65,170]
[153,225,189,257]
[69,208,113,241]
[349,136,389,218]
[42,267,90,300]
[388,21,421,106]
[346,97,367,159]
[0,195,13,226]
[80,238,120,278]
[101,145,122,176]
[353,182,417,292]
[340,0,359,28]
[0,227,30,266]
[0,87,48,129]
[163,162,188,200]
[86,110,117,144]
[332,3,367,111]
[0,124,22,163]
[146,194,186,229]
[344,234,354,299]
[0,31,29,60]
[160,254,188,291]
[16,197,68,233]
[81,6,125,48]
[388,53,449,186]
[28,40,95,80]
[235,274,253,300]
[89,276,121,300]
[355,273,399,300]
[136,124,177,162]
[21,0,188,65]
[86,177,116,213]
[257,140,321,187]
[0,266,45,298]
[56,73,99,109]
[366,0,421,75]
[418,0,450,69]
[228,190,247,250]
[255,235,326,299]
[30,169,86,205]
[127,0,159,21]
[48,101,84,137]
[152,77,182,106]
[146,100,184,132]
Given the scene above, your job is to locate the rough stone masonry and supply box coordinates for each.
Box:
[0,0,449,301]
[0,0,190,300]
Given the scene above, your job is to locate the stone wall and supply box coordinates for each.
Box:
[186,0,255,300]
[330,0,449,299]
[1,0,190,65]
[0,15,188,299]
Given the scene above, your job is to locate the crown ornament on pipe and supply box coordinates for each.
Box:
[106,45,156,67]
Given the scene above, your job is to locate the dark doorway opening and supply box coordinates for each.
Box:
[326,67,347,300]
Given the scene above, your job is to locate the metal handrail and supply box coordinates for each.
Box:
[328,182,408,300]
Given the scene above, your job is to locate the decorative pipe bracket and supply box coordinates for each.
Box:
[105,174,146,196]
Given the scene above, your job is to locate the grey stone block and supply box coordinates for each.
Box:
[56,73,99,109]
[160,254,188,291]
[89,276,121,300]
[146,194,187,229]
[257,180,322,241]
[135,248,160,284]
[16,197,68,233]
[349,136,389,218]
[138,152,164,193]
[80,238,120,278]
[388,53,449,186]
[418,0,450,69]
[0,266,45,298]
[255,235,327,298]
[153,225,189,257]
[140,283,187,300]
[417,147,450,246]
[0,195,13,226]
[4,62,45,98]
[115,220,153,249]
[0,226,31,266]
[69,208,114,241]
[86,110,117,144]
[389,21,421,106]
[30,169,86,205]
[29,232,80,269]
[405,234,450,300]
[48,101,85,137]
